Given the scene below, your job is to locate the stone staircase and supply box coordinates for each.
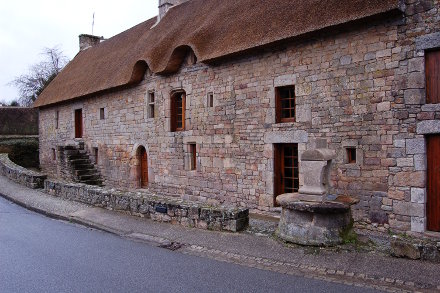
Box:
[57,143,103,186]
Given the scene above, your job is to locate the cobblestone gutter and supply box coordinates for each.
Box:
[44,179,249,232]
[0,154,46,189]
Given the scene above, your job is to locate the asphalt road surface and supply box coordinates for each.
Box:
[0,196,381,293]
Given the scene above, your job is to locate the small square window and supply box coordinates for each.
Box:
[100,108,105,120]
[207,92,214,108]
[346,148,357,164]
[275,85,295,123]
[93,147,99,164]
[148,91,155,118]
[189,143,196,171]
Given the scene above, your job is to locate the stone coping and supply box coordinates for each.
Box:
[0,153,47,189]
[44,179,249,232]
[276,193,357,214]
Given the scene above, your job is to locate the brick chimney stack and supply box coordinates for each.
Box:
[79,34,104,51]
[158,0,189,22]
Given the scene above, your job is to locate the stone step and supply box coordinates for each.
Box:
[67,154,89,160]
[69,158,90,164]
[78,174,100,181]
[72,163,95,170]
[81,179,103,186]
[75,169,98,176]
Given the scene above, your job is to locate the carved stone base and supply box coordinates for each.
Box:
[276,193,356,246]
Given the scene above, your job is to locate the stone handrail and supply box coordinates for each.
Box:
[0,153,47,189]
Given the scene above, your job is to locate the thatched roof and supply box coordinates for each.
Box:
[34,0,402,107]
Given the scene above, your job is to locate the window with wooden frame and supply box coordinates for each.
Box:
[170,91,186,132]
[93,147,99,164]
[275,85,296,123]
[274,144,299,204]
[207,92,214,108]
[346,147,357,164]
[100,108,105,120]
[426,49,440,104]
[55,111,59,129]
[189,143,196,170]
[148,91,155,118]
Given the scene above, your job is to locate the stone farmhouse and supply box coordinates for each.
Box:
[34,0,440,235]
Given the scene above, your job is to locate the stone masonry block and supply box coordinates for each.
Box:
[394,171,425,188]
[415,32,440,50]
[417,120,440,134]
[407,72,425,89]
[264,130,308,144]
[296,104,312,122]
[411,188,426,204]
[406,138,425,154]
[414,154,426,171]
[411,217,426,233]
[377,102,391,112]
[274,74,297,87]
[393,201,424,217]
[404,89,425,105]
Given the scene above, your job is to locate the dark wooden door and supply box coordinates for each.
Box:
[140,148,148,187]
[427,135,440,232]
[274,144,299,204]
[74,109,83,138]
[426,50,440,104]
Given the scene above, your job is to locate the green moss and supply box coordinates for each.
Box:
[339,220,358,245]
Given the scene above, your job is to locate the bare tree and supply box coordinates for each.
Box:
[9,47,69,106]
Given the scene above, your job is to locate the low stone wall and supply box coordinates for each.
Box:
[44,179,249,232]
[0,153,47,189]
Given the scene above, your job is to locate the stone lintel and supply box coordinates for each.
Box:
[417,120,440,135]
[264,130,308,144]
[415,32,440,51]
[301,148,336,161]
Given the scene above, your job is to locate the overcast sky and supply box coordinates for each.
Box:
[0,0,158,104]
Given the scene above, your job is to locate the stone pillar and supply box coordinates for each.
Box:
[297,148,335,202]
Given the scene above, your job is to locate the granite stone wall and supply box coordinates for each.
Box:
[39,0,440,234]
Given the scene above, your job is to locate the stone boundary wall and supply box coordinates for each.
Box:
[0,153,46,189]
[44,179,249,232]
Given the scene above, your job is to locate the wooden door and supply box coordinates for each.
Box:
[427,135,440,232]
[274,144,299,204]
[140,147,148,187]
[74,109,83,138]
[426,50,440,104]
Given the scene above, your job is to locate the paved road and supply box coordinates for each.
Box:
[0,197,380,293]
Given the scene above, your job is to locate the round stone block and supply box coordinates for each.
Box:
[276,194,352,246]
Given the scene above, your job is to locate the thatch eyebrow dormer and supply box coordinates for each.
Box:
[34,0,403,108]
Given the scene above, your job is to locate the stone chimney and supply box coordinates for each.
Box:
[79,34,104,51]
[158,0,189,22]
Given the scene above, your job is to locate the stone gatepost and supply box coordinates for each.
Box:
[276,148,358,246]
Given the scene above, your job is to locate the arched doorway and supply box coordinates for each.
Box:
[138,146,148,188]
